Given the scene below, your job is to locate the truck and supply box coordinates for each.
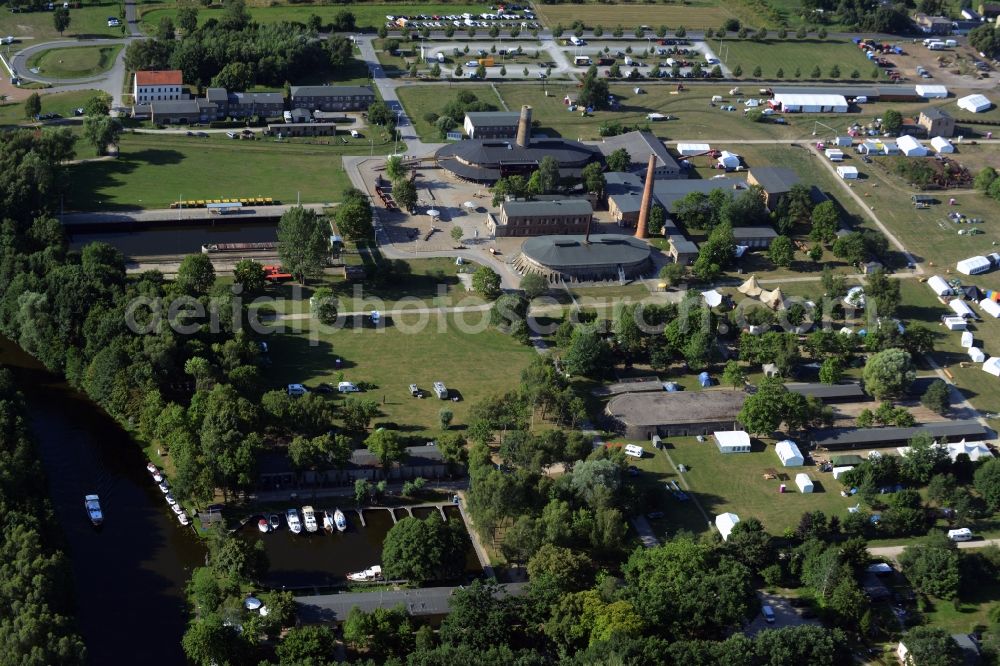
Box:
[927,41,945,50]
[597,57,614,66]
[574,55,591,66]
[478,57,495,67]
[569,36,585,46]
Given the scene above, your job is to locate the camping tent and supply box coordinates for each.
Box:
[678,143,710,156]
[961,331,974,348]
[762,363,780,377]
[761,287,786,310]
[927,275,952,297]
[714,431,751,454]
[738,275,763,297]
[947,439,993,462]
[832,466,853,480]
[836,165,858,179]
[983,357,1000,377]
[944,316,967,331]
[718,151,741,169]
[968,346,986,363]
[930,136,954,153]
[825,148,845,161]
[844,286,866,309]
[701,289,723,308]
[957,256,992,276]
[698,372,712,387]
[957,93,992,113]
[795,473,814,493]
[715,512,740,541]
[897,135,928,157]
[915,84,948,98]
[775,440,805,467]
[950,299,976,318]
[980,298,1000,318]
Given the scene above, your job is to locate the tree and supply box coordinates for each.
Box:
[220,0,251,30]
[367,100,394,128]
[899,627,964,666]
[810,201,839,244]
[658,262,685,288]
[581,161,606,197]
[386,155,406,181]
[24,93,41,120]
[382,516,468,583]
[233,258,265,293]
[921,379,951,415]
[810,65,822,78]
[898,535,960,598]
[520,273,547,300]
[883,109,903,134]
[648,204,666,236]
[343,605,414,660]
[975,166,997,193]
[365,429,406,474]
[738,377,796,436]
[392,177,417,213]
[309,287,338,325]
[176,253,216,295]
[578,65,610,110]
[564,327,610,378]
[606,148,631,173]
[536,156,560,194]
[278,207,328,283]
[177,4,199,33]
[862,348,914,400]
[752,65,762,77]
[975,458,1000,511]
[768,235,794,267]
[733,64,743,77]
[472,265,502,300]
[866,268,900,317]
[722,360,746,390]
[342,398,379,432]
[818,357,843,385]
[725,517,774,572]
[83,116,121,156]
[969,24,1000,58]
[157,16,176,40]
[439,408,453,430]
[83,93,112,117]
[829,64,841,78]
[276,626,337,664]
[182,615,247,666]
[53,7,70,35]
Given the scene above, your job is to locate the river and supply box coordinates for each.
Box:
[67,220,279,259]
[0,337,203,666]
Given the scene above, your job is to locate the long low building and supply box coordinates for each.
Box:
[811,419,987,450]
[769,85,924,102]
[489,199,593,237]
[598,130,681,179]
[773,93,848,113]
[463,111,520,139]
[785,382,868,402]
[606,390,746,438]
[512,234,653,283]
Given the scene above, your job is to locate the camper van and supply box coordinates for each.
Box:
[948,528,974,542]
[569,36,585,46]
[433,381,449,399]
[624,444,644,458]
[574,55,591,66]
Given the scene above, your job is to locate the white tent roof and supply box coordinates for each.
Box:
[701,289,723,307]
[944,316,967,331]
[930,136,954,153]
[915,84,948,98]
[957,93,992,113]
[927,275,951,296]
[775,440,804,466]
[897,135,927,156]
[957,255,992,276]
[961,331,975,348]
[714,430,750,449]
[718,151,740,167]
[677,142,710,155]
[738,275,763,297]
[844,286,866,308]
[947,440,993,462]
[968,346,986,362]
[715,512,740,541]
[950,299,976,318]
[980,298,1000,318]
[773,93,848,109]
[795,473,814,493]
[983,357,1000,376]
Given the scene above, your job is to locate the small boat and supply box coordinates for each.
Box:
[152,470,163,483]
[146,462,157,475]
[322,511,335,532]
[346,565,383,582]
[177,512,189,526]
[158,481,169,494]
[268,514,280,531]
[164,493,177,506]
[334,508,347,532]
[302,506,318,533]
[84,494,103,526]
[286,508,302,534]
[171,503,183,515]
[258,518,269,533]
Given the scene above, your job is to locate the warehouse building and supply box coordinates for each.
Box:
[605,172,645,226]
[289,85,376,111]
[463,111,521,139]
[489,199,593,237]
[605,390,746,438]
[598,131,681,179]
[747,167,801,210]
[918,107,956,137]
[772,93,848,113]
[733,226,779,248]
[511,234,654,283]
[811,420,987,450]
[652,177,749,212]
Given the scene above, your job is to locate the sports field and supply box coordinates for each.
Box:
[531,1,742,31]
[0,5,122,42]
[713,38,876,80]
[25,44,122,79]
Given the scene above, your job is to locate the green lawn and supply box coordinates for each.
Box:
[711,38,876,80]
[139,2,491,33]
[25,44,122,79]
[531,1,742,30]
[65,133,356,210]
[625,440,712,537]
[264,319,536,437]
[0,89,97,126]
[0,4,124,43]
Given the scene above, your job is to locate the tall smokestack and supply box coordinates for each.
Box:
[515,105,532,147]
[635,154,656,240]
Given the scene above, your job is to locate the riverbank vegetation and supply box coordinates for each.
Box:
[0,370,86,664]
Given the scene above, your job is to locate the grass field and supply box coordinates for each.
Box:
[265,319,535,436]
[712,38,876,80]
[0,89,97,125]
[0,5,123,42]
[25,44,122,79]
[531,1,742,31]
[65,133,356,210]
[139,2,490,33]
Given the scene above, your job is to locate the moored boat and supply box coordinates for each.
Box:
[322,510,335,532]
[269,514,280,531]
[346,565,383,582]
[334,508,347,532]
[302,505,318,533]
[258,518,269,533]
[171,503,183,515]
[286,508,302,534]
[84,494,103,526]
[177,512,189,526]
[164,493,177,506]
[158,481,170,494]
[152,470,163,483]
[146,462,157,475]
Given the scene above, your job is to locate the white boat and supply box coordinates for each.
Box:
[146,462,157,475]
[322,511,335,532]
[258,518,269,533]
[171,503,183,515]
[346,565,383,582]
[334,508,347,532]
[152,471,163,483]
[177,512,190,526]
[286,508,302,534]
[302,506,318,533]
[164,493,177,506]
[269,514,280,531]
[84,494,103,526]
[158,481,169,494]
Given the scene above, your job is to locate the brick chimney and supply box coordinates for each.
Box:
[635,154,656,240]
[515,105,532,147]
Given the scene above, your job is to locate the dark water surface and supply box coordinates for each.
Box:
[67,221,279,258]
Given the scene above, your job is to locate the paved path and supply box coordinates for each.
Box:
[869,537,1000,561]
[630,515,660,548]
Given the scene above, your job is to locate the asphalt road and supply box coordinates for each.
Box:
[869,537,1000,560]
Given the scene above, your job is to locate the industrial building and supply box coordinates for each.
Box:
[289,85,376,111]
[747,167,801,210]
[463,111,521,139]
[772,93,848,113]
[605,172,645,226]
[918,107,956,137]
[957,93,993,113]
[489,199,593,237]
[605,390,746,438]
[598,131,681,179]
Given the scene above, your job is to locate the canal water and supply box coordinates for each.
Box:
[0,337,204,666]
[67,220,279,259]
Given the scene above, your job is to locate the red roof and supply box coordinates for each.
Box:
[135,70,183,86]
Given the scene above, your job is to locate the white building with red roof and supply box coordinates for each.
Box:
[134,70,185,104]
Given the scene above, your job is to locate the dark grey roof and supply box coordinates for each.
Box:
[502,199,592,218]
[521,234,651,269]
[296,583,527,623]
[151,99,215,114]
[812,420,987,447]
[436,139,601,182]
[732,226,778,239]
[606,390,747,427]
[599,130,680,173]
[669,235,699,254]
[290,85,375,98]
[653,177,748,212]
[605,171,643,194]
[785,382,866,400]
[608,192,644,214]
[465,111,520,127]
[235,91,284,105]
[750,167,800,194]
[921,107,952,120]
[205,87,228,103]
[350,444,444,469]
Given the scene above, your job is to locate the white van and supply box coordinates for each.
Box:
[350,129,360,138]
[762,605,775,623]
[433,381,448,399]
[287,383,308,396]
[948,528,973,542]
[711,95,723,103]
[337,381,360,393]
[624,444,644,458]
[569,36,584,46]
